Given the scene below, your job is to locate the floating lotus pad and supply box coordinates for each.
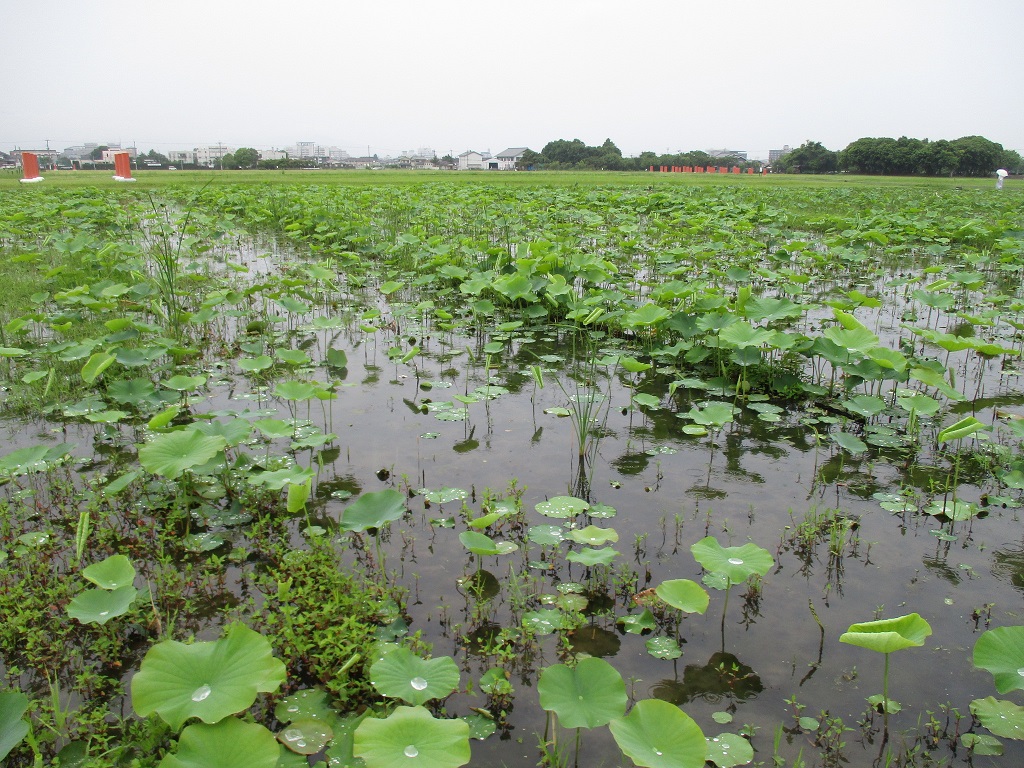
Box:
[655,579,710,614]
[160,718,279,768]
[82,554,135,589]
[704,732,754,767]
[0,691,29,761]
[608,699,707,768]
[974,626,1024,694]
[970,696,1024,739]
[67,585,138,625]
[538,657,627,729]
[340,490,407,532]
[369,647,460,705]
[132,622,286,730]
[535,496,589,519]
[354,705,470,768]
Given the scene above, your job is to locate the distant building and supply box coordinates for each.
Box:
[708,148,748,161]
[769,145,793,163]
[168,150,196,166]
[194,145,235,167]
[458,150,488,170]
[494,147,530,170]
[260,149,289,161]
[101,147,137,162]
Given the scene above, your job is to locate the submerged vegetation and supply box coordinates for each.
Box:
[0,174,1023,767]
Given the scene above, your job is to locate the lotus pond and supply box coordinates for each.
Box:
[1,175,1024,768]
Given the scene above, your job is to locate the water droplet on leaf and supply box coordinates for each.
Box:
[191,684,212,702]
[728,557,744,565]
[404,745,419,757]
[410,676,428,691]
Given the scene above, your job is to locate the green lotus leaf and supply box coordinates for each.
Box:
[354,705,470,768]
[937,415,988,444]
[274,380,318,401]
[274,688,335,725]
[67,585,137,625]
[159,718,279,768]
[832,431,868,455]
[961,733,1003,755]
[974,626,1024,694]
[538,657,626,729]
[654,579,710,614]
[522,609,567,635]
[619,609,657,634]
[82,554,135,589]
[691,537,774,584]
[277,718,334,755]
[369,648,460,705]
[0,691,29,762]
[535,496,589,519]
[340,489,407,532]
[162,374,207,391]
[645,636,683,660]
[132,622,286,730]
[839,613,932,654]
[705,732,754,767]
[609,699,706,768]
[970,696,1024,739]
[248,465,314,490]
[418,487,469,504]
[107,378,157,406]
[238,355,273,372]
[192,419,253,447]
[568,525,619,546]
[459,531,500,556]
[566,547,619,566]
[138,430,227,480]
[82,351,116,384]
[276,349,311,366]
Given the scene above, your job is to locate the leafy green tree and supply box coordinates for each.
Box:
[951,136,1004,176]
[89,146,109,160]
[233,147,260,169]
[775,141,837,173]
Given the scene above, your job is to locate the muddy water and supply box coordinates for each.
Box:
[3,243,1023,766]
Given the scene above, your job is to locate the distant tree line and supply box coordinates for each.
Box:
[519,139,758,172]
[520,135,1022,177]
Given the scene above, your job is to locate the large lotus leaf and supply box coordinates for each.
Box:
[82,554,135,590]
[823,326,878,354]
[67,585,137,625]
[705,732,754,767]
[138,430,227,480]
[162,374,207,392]
[839,613,932,654]
[718,322,775,349]
[535,496,589,519]
[569,526,619,546]
[340,489,407,532]
[158,718,279,768]
[609,699,706,768]
[538,657,626,729]
[655,579,710,614]
[369,648,460,705]
[0,691,29,761]
[132,622,286,730]
[277,718,334,755]
[107,378,157,406]
[192,419,253,447]
[354,705,470,768]
[458,531,515,556]
[970,697,1024,739]
[974,627,1024,694]
[566,547,619,566]
[832,431,868,455]
[274,381,318,401]
[691,537,773,584]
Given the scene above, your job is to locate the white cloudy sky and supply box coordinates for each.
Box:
[2,0,1021,160]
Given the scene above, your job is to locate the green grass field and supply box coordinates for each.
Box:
[0,167,1004,190]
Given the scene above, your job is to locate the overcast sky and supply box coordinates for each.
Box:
[2,0,1021,160]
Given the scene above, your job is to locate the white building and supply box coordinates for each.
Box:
[194,145,235,167]
[458,150,488,170]
[168,150,196,166]
[260,149,289,161]
[494,147,530,170]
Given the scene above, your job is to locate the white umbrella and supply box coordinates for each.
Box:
[996,169,1009,178]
